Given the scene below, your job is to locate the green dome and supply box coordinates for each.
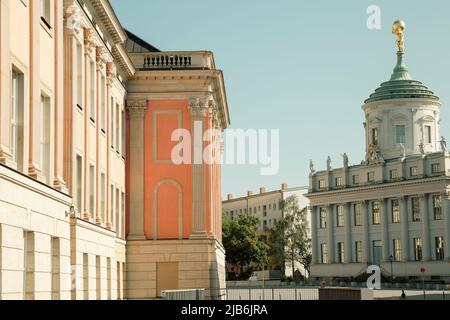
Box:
[365,51,440,104]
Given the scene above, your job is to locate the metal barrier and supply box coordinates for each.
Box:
[161,289,205,300]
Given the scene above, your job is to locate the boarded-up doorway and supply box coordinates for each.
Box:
[156,262,179,297]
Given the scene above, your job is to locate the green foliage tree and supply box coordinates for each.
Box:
[222,213,270,279]
[270,196,312,279]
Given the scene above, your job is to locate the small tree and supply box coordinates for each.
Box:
[222,213,270,279]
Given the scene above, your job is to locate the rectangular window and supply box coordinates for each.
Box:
[89,164,95,219]
[414,238,423,261]
[76,155,83,211]
[76,43,83,108]
[410,166,419,177]
[372,201,381,225]
[263,205,267,217]
[263,220,267,232]
[371,128,379,145]
[319,208,327,229]
[411,197,421,222]
[433,195,443,220]
[40,0,51,27]
[11,68,24,171]
[321,243,328,264]
[354,203,362,226]
[110,184,114,228]
[121,192,125,238]
[40,94,51,183]
[336,205,344,227]
[116,104,120,151]
[367,171,375,183]
[89,60,95,121]
[121,109,126,157]
[391,199,400,223]
[352,175,360,185]
[425,125,432,144]
[435,236,445,261]
[432,163,441,174]
[337,242,345,263]
[116,188,120,235]
[318,180,325,189]
[273,203,277,211]
[393,239,401,262]
[396,125,405,144]
[110,97,114,148]
[390,169,399,180]
[100,75,106,132]
[335,177,343,187]
[100,173,106,224]
[355,241,363,263]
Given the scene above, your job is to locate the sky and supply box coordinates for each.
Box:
[111,0,450,198]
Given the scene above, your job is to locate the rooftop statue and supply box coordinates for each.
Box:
[392,20,406,52]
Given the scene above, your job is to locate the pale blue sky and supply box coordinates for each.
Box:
[111,0,450,198]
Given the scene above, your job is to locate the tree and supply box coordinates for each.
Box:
[222,213,270,279]
[270,196,311,279]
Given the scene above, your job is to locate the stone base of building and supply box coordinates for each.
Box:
[126,239,226,300]
[311,261,450,284]
[70,217,126,300]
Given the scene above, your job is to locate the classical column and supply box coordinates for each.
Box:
[327,205,335,264]
[420,194,431,261]
[310,206,318,265]
[361,201,370,263]
[127,100,147,240]
[400,196,409,262]
[188,97,210,239]
[380,199,389,262]
[344,203,352,263]
[442,192,450,261]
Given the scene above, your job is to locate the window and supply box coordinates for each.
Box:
[89,165,95,219]
[115,188,120,235]
[100,75,106,132]
[269,204,272,210]
[393,239,401,261]
[433,195,443,220]
[337,242,345,263]
[76,43,83,108]
[371,128,379,145]
[110,185,114,227]
[435,236,444,261]
[410,166,419,177]
[89,60,95,121]
[51,237,59,298]
[121,109,126,156]
[40,0,51,27]
[432,163,441,174]
[372,201,381,225]
[110,97,114,148]
[354,203,362,226]
[100,173,106,224]
[76,155,82,211]
[319,208,327,229]
[335,177,343,187]
[367,171,375,183]
[11,68,24,170]
[411,197,421,222]
[273,203,277,211]
[244,208,247,214]
[390,169,399,180]
[355,241,363,263]
[391,200,400,223]
[424,125,432,144]
[321,243,328,264]
[121,192,125,238]
[336,205,344,227]
[414,238,423,261]
[395,125,405,144]
[352,175,360,185]
[40,94,51,183]
[116,104,120,151]
[263,205,267,217]
[318,180,325,189]
[263,220,267,232]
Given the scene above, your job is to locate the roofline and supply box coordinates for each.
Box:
[222,186,308,203]
[125,29,161,52]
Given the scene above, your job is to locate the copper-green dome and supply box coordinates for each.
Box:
[365,51,440,104]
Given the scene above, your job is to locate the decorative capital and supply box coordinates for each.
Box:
[96,47,108,70]
[84,28,96,54]
[189,96,213,118]
[64,5,82,33]
[106,62,117,84]
[127,100,147,118]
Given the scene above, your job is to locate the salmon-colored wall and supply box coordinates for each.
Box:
[144,100,193,239]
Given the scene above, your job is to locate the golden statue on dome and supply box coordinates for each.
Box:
[392,20,406,52]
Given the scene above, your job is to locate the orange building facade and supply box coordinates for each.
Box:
[124,33,230,299]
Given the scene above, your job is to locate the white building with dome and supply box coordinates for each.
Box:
[307,22,450,284]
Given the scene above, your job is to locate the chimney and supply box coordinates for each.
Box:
[281,183,288,190]
[247,191,253,197]
[227,194,233,201]
[260,187,266,194]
